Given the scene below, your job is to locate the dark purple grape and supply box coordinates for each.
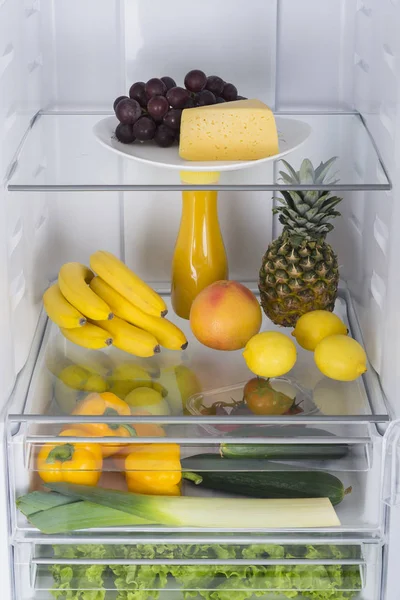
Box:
[129,82,147,107]
[166,86,190,109]
[206,76,224,97]
[216,97,226,103]
[163,109,182,131]
[230,403,251,416]
[215,405,229,416]
[115,123,136,144]
[154,124,175,148]
[147,95,170,121]
[184,69,207,93]
[161,76,176,91]
[195,90,216,106]
[115,98,142,125]
[133,116,157,141]
[222,83,238,102]
[184,96,195,109]
[113,95,128,112]
[237,95,247,100]
[145,78,167,100]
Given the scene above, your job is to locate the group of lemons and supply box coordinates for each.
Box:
[243,310,367,382]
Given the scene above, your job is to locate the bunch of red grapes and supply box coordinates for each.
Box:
[113,69,246,148]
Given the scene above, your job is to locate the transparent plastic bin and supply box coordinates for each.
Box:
[186,377,318,436]
[14,541,378,600]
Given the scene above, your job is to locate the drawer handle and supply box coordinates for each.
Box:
[25,432,372,444]
[32,557,366,566]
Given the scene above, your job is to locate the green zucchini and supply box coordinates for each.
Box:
[220,442,349,461]
[221,425,349,461]
[182,454,350,506]
[225,425,340,438]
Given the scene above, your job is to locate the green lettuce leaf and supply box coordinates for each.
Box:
[50,545,107,600]
[50,543,362,600]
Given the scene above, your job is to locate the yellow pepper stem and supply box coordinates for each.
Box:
[46,443,75,464]
[103,407,137,437]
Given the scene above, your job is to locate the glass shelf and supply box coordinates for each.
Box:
[7,112,391,192]
[7,285,389,432]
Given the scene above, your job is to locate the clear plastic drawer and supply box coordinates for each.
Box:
[14,540,382,600]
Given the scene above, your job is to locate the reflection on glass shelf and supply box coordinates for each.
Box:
[7,112,390,191]
[8,287,389,429]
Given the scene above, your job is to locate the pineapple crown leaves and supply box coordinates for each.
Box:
[273,157,342,243]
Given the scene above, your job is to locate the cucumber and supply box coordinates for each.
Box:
[220,442,349,461]
[182,454,350,506]
[221,425,349,461]
[225,425,339,438]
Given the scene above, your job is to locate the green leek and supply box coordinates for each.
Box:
[47,482,340,529]
[16,491,77,516]
[26,500,153,534]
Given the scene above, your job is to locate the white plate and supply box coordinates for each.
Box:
[93,115,311,172]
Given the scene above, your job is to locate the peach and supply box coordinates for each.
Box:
[190,280,262,350]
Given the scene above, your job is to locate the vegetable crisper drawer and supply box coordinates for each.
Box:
[14,541,381,600]
[11,433,382,536]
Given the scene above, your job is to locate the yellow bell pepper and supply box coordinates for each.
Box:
[58,428,104,464]
[125,443,181,495]
[72,392,136,457]
[37,439,102,486]
[130,409,166,438]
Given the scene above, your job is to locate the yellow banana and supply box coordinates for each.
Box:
[60,323,113,349]
[58,262,113,321]
[90,277,187,351]
[93,315,160,358]
[90,251,167,317]
[43,283,87,328]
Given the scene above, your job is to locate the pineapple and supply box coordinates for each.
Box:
[259,157,342,327]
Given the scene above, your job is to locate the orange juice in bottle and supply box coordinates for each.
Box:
[171,172,228,319]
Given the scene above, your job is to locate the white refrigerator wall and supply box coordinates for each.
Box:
[1,0,400,422]
[0,0,52,400]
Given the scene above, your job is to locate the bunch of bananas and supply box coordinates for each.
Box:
[43,250,188,356]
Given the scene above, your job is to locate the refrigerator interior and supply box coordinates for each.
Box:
[1,1,400,600]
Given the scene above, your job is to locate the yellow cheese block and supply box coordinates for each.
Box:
[179,99,279,161]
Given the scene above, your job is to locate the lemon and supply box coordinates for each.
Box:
[292,310,347,351]
[125,387,171,416]
[314,335,367,381]
[243,332,297,378]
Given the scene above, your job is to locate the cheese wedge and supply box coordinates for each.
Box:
[179,99,279,161]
